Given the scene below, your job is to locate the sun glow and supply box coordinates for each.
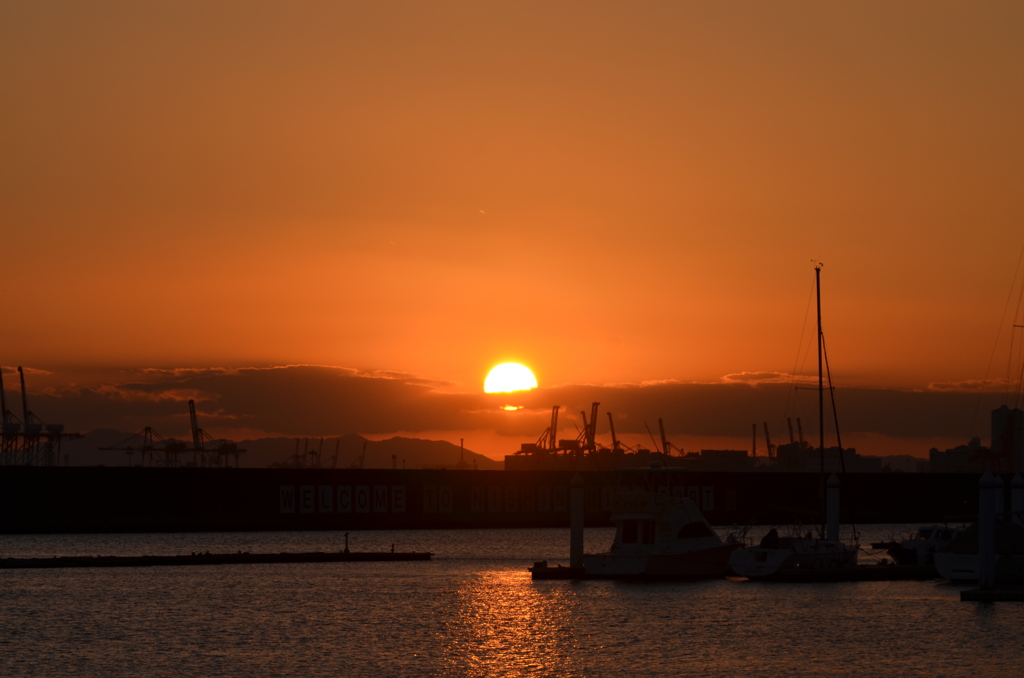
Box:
[484,363,538,393]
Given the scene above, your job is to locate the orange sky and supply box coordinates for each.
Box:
[2,2,1024,459]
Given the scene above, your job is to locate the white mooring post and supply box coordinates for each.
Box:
[826,473,840,542]
[570,473,584,569]
[1011,474,1024,526]
[995,475,1005,521]
[978,471,1000,589]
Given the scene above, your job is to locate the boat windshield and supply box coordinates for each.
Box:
[621,519,656,544]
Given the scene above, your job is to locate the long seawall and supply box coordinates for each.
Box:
[0,467,981,534]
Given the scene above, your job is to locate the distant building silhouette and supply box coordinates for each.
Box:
[774,443,881,472]
[877,454,930,473]
[930,437,986,473]
[992,405,1024,472]
[930,406,1024,473]
[677,449,755,472]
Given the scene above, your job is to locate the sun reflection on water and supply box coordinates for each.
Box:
[435,571,587,677]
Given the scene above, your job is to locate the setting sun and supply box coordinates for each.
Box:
[484,363,538,393]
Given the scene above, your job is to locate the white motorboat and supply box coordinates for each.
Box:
[872,525,961,567]
[728,528,857,579]
[933,552,979,582]
[934,549,1024,582]
[933,519,1024,582]
[582,488,738,578]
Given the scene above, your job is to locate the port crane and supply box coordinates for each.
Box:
[100,427,188,467]
[0,366,79,466]
[311,438,324,467]
[0,368,18,459]
[659,417,684,458]
[279,437,327,469]
[536,406,560,452]
[574,402,600,455]
[607,412,622,451]
[639,419,660,453]
[187,399,243,467]
[286,438,302,467]
[349,440,367,468]
[763,422,777,460]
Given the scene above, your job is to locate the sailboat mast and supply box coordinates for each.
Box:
[817,265,824,475]
[816,264,826,538]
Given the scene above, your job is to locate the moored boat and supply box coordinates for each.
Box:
[728,527,857,579]
[871,524,961,567]
[530,465,739,580]
[933,519,1024,582]
[581,489,738,579]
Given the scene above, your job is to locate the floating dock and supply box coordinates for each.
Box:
[529,560,937,582]
[734,564,938,583]
[529,561,735,581]
[529,562,587,580]
[0,550,433,569]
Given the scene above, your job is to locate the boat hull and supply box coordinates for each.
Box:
[934,552,1024,582]
[934,552,978,582]
[583,543,738,579]
[729,539,858,580]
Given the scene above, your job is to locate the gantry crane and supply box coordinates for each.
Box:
[100,427,188,467]
[763,422,777,460]
[536,406,560,452]
[0,368,20,460]
[574,402,600,455]
[607,412,622,451]
[187,399,244,467]
[349,440,367,468]
[0,366,79,466]
[659,418,672,457]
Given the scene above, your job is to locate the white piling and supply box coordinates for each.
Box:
[995,476,1005,520]
[826,473,840,542]
[979,471,1000,588]
[1012,474,1024,526]
[570,473,584,569]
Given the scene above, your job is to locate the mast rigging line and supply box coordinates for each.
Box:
[968,237,1024,438]
[1005,248,1024,410]
[782,274,819,432]
[820,332,846,475]
[643,421,661,454]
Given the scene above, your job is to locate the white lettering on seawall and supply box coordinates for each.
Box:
[319,486,334,513]
[274,485,411,515]
[300,486,315,513]
[280,486,295,513]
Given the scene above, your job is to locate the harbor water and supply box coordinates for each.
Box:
[2,526,1022,677]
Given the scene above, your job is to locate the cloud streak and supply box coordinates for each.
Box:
[16,365,1013,454]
